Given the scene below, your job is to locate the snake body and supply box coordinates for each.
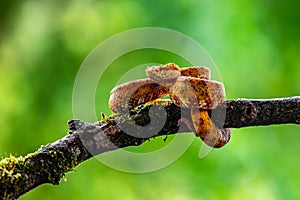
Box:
[109,78,169,113]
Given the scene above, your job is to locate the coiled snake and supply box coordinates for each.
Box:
[109,63,231,148]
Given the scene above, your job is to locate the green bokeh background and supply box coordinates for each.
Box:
[1,0,300,199]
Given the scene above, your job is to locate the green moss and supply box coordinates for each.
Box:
[0,143,82,198]
[38,145,78,184]
[98,113,115,125]
[0,155,30,198]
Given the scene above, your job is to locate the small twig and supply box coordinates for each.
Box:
[0,97,299,199]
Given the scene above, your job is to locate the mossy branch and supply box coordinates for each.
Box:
[1,97,300,199]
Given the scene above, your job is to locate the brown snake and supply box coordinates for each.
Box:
[109,63,231,148]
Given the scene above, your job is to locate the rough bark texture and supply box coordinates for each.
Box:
[0,97,300,199]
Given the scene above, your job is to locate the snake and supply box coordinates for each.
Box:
[109,63,231,148]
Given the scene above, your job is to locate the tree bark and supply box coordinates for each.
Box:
[0,97,299,199]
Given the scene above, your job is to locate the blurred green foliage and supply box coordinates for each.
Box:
[0,0,300,199]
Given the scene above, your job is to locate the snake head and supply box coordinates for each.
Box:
[146,63,181,83]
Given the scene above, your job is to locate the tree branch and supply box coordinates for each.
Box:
[1,97,300,199]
